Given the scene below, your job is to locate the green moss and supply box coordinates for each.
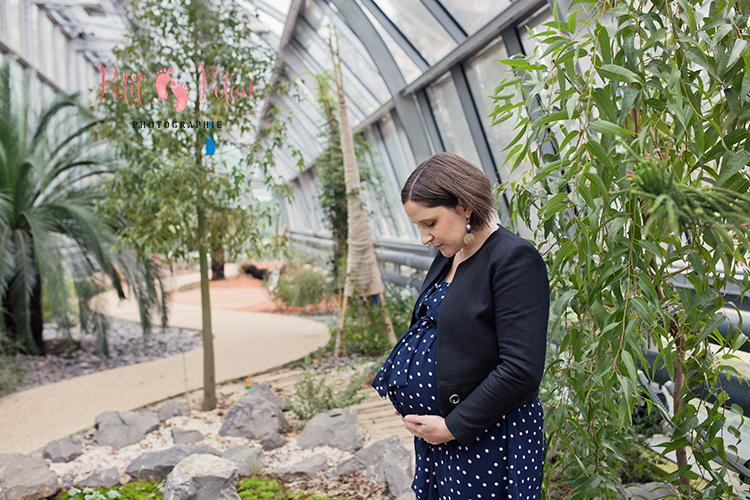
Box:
[56,476,349,500]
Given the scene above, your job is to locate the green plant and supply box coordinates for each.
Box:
[0,63,130,356]
[383,282,416,339]
[95,0,294,410]
[270,266,332,311]
[64,487,120,500]
[493,0,750,496]
[0,354,19,397]
[286,369,366,423]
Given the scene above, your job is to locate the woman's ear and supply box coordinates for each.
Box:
[457,200,472,219]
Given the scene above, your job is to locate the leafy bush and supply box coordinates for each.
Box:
[286,369,366,423]
[271,267,332,311]
[338,295,392,357]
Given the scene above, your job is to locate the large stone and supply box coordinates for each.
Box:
[159,401,190,421]
[78,468,121,488]
[0,453,59,500]
[172,429,204,445]
[621,482,678,499]
[326,436,413,497]
[125,445,221,479]
[163,454,240,500]
[43,437,83,463]
[268,453,329,483]
[219,384,291,443]
[221,446,264,476]
[94,410,160,449]
[296,408,363,453]
[260,434,286,451]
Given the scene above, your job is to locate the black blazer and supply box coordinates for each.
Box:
[413,225,549,446]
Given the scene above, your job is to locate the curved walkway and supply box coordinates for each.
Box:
[0,266,330,455]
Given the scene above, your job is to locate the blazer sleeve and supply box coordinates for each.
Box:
[444,241,549,446]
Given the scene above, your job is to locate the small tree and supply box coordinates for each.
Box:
[313,71,379,293]
[95,0,291,410]
[494,0,750,497]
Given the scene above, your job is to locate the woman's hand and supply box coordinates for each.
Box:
[402,414,455,445]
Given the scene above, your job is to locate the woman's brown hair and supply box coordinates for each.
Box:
[401,152,497,230]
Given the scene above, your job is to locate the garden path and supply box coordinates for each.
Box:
[0,265,330,455]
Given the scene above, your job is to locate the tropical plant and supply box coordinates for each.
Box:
[493,0,750,497]
[0,63,128,355]
[94,0,294,410]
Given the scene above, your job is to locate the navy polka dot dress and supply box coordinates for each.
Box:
[373,278,545,500]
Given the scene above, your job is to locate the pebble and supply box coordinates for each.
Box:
[12,318,202,391]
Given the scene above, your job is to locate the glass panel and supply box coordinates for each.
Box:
[289,178,313,230]
[520,8,553,56]
[8,0,23,52]
[57,31,68,91]
[298,170,324,231]
[372,0,456,65]
[368,125,415,239]
[440,0,510,35]
[291,28,376,121]
[465,37,527,185]
[256,10,284,37]
[41,14,55,76]
[305,0,389,104]
[26,5,39,66]
[427,72,481,167]
[356,0,421,84]
[379,113,415,188]
[465,37,536,236]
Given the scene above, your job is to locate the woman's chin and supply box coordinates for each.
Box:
[438,247,456,258]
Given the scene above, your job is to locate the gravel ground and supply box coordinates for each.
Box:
[12,318,203,391]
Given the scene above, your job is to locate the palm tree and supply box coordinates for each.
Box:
[0,63,126,355]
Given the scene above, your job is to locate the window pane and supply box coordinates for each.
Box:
[440,0,511,35]
[379,113,415,188]
[362,127,412,238]
[465,37,527,185]
[372,0,456,65]
[520,8,553,55]
[427,73,481,167]
[305,0,390,104]
[355,0,421,84]
[8,0,23,52]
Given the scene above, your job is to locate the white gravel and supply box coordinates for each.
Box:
[47,402,365,490]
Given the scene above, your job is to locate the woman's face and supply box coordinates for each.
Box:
[404,200,469,258]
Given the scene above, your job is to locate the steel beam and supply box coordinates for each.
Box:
[358,0,429,72]
[279,0,304,50]
[330,0,432,163]
[419,0,467,43]
[401,0,547,96]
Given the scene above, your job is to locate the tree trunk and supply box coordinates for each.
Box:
[194,82,215,411]
[211,243,225,281]
[30,275,44,355]
[198,203,216,410]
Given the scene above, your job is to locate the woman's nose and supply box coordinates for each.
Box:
[420,229,433,245]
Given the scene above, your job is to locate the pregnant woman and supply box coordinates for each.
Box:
[373,152,550,500]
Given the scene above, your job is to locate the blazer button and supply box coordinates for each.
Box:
[449,394,460,405]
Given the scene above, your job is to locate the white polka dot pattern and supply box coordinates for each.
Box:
[372,278,545,499]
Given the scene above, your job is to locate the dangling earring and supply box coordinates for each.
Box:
[464,217,475,246]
